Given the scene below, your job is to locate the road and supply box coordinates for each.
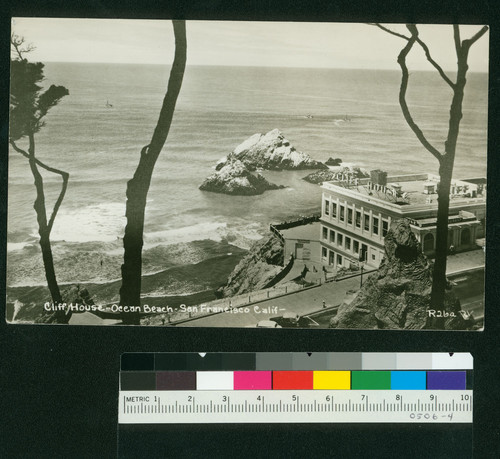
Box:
[178,276,361,327]
[66,258,484,327]
[179,267,485,329]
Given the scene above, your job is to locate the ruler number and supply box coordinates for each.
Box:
[292,395,298,401]
[223,396,228,402]
[430,395,435,401]
[361,394,366,400]
[461,395,470,401]
[326,396,331,402]
[396,394,401,401]
[188,396,193,402]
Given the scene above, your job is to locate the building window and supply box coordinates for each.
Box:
[322,227,328,240]
[360,244,368,262]
[339,205,345,222]
[355,211,361,228]
[337,254,342,266]
[364,214,370,231]
[329,251,335,265]
[373,217,379,235]
[332,203,337,218]
[330,230,335,243]
[424,233,435,252]
[461,228,471,246]
[382,220,389,236]
[324,200,330,216]
[347,208,353,225]
[372,253,376,261]
[322,247,327,258]
[337,233,343,247]
[345,236,351,251]
[353,240,359,254]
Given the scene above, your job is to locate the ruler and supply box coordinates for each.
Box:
[118,353,473,424]
[119,390,472,423]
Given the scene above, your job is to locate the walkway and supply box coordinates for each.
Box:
[280,260,330,284]
[446,249,485,274]
[178,276,361,327]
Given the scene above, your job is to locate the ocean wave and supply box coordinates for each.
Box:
[48,202,126,243]
[143,221,227,248]
[7,242,37,252]
[220,221,266,250]
[6,236,248,288]
[142,219,266,251]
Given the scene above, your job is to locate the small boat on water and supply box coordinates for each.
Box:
[105,100,113,108]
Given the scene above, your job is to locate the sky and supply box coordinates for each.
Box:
[11,18,489,72]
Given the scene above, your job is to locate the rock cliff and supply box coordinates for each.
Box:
[216,232,284,297]
[329,219,473,330]
[199,158,285,195]
[216,129,327,171]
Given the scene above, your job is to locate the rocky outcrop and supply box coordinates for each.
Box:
[325,157,342,166]
[216,129,327,171]
[329,219,473,330]
[216,233,284,297]
[303,165,368,184]
[199,158,285,195]
[10,284,95,324]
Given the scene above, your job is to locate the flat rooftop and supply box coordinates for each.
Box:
[323,173,486,207]
[354,179,435,206]
[279,221,320,241]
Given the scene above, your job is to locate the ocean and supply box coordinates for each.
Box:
[6,63,488,303]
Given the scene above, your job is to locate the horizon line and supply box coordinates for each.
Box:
[36,61,489,74]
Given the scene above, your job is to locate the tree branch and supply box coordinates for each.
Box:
[413,27,455,89]
[368,23,410,40]
[10,139,69,234]
[372,23,454,89]
[462,25,489,51]
[10,33,35,60]
[11,34,24,60]
[453,25,461,58]
[148,20,187,156]
[397,26,443,162]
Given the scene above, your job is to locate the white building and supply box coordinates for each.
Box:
[318,171,486,270]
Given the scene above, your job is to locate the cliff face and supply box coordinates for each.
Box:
[329,219,472,330]
[217,233,284,297]
[216,129,327,171]
[199,158,285,195]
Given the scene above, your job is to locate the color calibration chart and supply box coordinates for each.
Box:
[118,353,473,424]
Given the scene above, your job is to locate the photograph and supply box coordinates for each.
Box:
[6,18,488,329]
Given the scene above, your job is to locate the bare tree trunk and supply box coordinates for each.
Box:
[119,21,187,324]
[427,35,470,328]
[374,23,487,329]
[429,157,453,328]
[11,137,70,322]
[27,134,70,323]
